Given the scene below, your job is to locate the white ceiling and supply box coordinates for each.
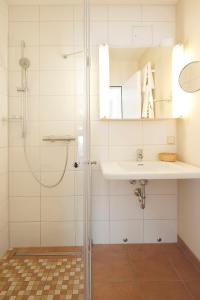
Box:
[8,0,179,5]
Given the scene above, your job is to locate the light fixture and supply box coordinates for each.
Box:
[172,44,192,117]
[99,44,110,119]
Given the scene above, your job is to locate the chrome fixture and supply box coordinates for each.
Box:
[90,161,97,165]
[19,57,30,70]
[43,135,76,143]
[62,50,83,59]
[134,179,148,209]
[157,237,162,243]
[136,148,144,162]
[2,115,22,122]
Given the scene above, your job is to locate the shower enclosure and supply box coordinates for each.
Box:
[6,0,91,299]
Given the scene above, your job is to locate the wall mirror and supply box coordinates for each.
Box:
[99,45,174,120]
[179,61,200,93]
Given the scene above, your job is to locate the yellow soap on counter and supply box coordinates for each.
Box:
[159,153,177,162]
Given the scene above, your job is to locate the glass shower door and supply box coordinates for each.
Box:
[7,0,91,299]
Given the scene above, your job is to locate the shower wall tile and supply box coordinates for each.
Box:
[8,4,85,248]
[142,5,176,22]
[9,146,40,172]
[90,21,108,46]
[90,6,108,21]
[75,221,84,246]
[108,5,142,21]
[9,197,40,222]
[41,171,75,197]
[9,5,39,22]
[40,145,75,171]
[39,6,74,21]
[41,221,76,246]
[39,22,74,46]
[9,122,40,147]
[41,196,75,222]
[74,5,83,22]
[0,0,8,257]
[10,222,40,247]
[39,70,75,95]
[153,21,175,46]
[39,46,74,70]
[39,96,75,121]
[74,21,84,46]
[9,22,39,46]
[9,172,41,197]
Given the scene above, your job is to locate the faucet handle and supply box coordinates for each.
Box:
[136,148,143,155]
[136,148,144,161]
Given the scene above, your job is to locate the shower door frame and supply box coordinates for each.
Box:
[83,0,92,299]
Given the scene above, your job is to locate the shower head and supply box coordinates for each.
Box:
[19,57,30,70]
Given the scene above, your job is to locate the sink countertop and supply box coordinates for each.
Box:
[100,160,200,180]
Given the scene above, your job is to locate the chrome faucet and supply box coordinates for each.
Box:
[136,148,144,162]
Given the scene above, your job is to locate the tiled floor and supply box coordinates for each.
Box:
[92,243,200,300]
[0,248,84,300]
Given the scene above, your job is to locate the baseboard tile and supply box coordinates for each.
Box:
[178,235,200,271]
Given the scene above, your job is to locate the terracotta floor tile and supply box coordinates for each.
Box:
[92,244,128,264]
[93,282,142,300]
[92,259,136,284]
[169,252,200,280]
[138,281,194,300]
[127,244,167,262]
[132,256,179,281]
[185,280,200,300]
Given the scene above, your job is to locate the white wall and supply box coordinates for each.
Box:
[90,4,178,244]
[8,4,85,247]
[0,0,8,256]
[176,0,200,260]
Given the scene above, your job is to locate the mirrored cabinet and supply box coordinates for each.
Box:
[99,45,175,120]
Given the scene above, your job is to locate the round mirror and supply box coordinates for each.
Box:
[179,61,200,93]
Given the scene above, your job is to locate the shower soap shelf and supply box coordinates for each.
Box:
[43,135,76,142]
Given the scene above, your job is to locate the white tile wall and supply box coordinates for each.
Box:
[0,0,8,257]
[8,4,85,247]
[7,3,177,247]
[90,4,177,244]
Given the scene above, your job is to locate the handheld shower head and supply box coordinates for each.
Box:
[19,57,30,70]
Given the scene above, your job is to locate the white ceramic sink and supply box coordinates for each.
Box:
[100,161,200,180]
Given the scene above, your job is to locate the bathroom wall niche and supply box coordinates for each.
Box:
[99,46,174,120]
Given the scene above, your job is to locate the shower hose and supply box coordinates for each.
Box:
[21,69,70,189]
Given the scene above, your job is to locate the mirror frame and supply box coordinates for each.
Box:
[179,61,200,93]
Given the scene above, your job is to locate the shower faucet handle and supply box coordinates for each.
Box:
[42,135,76,142]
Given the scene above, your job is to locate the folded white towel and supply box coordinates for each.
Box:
[142,62,155,118]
